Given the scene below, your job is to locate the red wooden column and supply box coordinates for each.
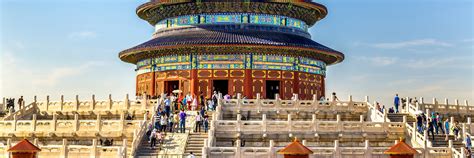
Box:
[293,71,299,98]
[190,69,198,96]
[321,76,326,98]
[151,71,156,97]
[244,69,253,99]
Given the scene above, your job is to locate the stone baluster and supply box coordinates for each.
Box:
[275,94,280,101]
[124,94,130,109]
[360,115,364,122]
[364,96,369,103]
[60,95,64,111]
[312,94,317,102]
[412,122,417,139]
[32,114,37,132]
[13,114,17,131]
[53,114,57,131]
[288,114,292,132]
[467,117,471,124]
[426,109,431,119]
[202,138,208,158]
[91,94,96,110]
[302,140,307,146]
[383,108,387,122]
[75,95,79,111]
[60,139,68,158]
[334,140,341,158]
[336,114,341,132]
[405,97,410,112]
[122,139,127,157]
[312,114,317,131]
[448,140,453,148]
[236,114,241,132]
[33,95,37,106]
[256,93,261,107]
[269,140,275,157]
[96,114,101,131]
[348,95,352,103]
[450,117,454,129]
[120,111,125,131]
[465,100,469,106]
[462,124,466,141]
[262,114,267,132]
[423,130,428,148]
[91,139,97,157]
[33,138,39,147]
[108,94,113,110]
[237,93,242,109]
[74,114,79,131]
[235,139,241,158]
[364,140,372,158]
[46,95,50,111]
[6,139,11,157]
[455,99,459,106]
[142,93,148,110]
[403,116,407,124]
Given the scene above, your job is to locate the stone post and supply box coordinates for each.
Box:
[53,114,57,131]
[120,111,125,131]
[108,94,113,110]
[95,114,101,132]
[302,140,307,146]
[61,139,68,158]
[2,97,5,111]
[423,130,428,148]
[91,94,96,110]
[122,139,127,157]
[6,139,11,158]
[60,95,64,111]
[237,93,242,108]
[75,95,79,111]
[467,117,471,124]
[46,95,50,111]
[202,138,208,158]
[74,114,79,131]
[334,140,341,158]
[275,94,280,101]
[142,93,148,110]
[288,114,292,132]
[455,99,459,106]
[412,122,417,139]
[236,114,241,132]
[465,100,469,106]
[124,94,130,109]
[448,140,453,148]
[262,114,267,132]
[13,114,17,131]
[312,94,317,101]
[450,117,454,128]
[235,139,241,158]
[91,139,97,157]
[32,114,37,131]
[364,96,369,103]
[445,98,448,105]
[462,124,466,141]
[403,115,407,123]
[383,108,387,122]
[405,97,410,112]
[256,93,261,106]
[269,140,275,158]
[364,140,372,158]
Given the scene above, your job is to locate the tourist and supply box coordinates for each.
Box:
[416,114,423,134]
[179,109,187,133]
[104,139,110,146]
[224,94,231,100]
[436,113,444,134]
[466,134,472,151]
[388,107,394,114]
[126,114,132,120]
[207,99,214,111]
[382,105,386,113]
[212,91,219,107]
[173,112,179,132]
[199,91,205,109]
[200,106,205,118]
[444,118,450,135]
[160,114,168,133]
[168,113,174,133]
[427,118,435,141]
[110,139,114,146]
[187,152,195,158]
[376,102,381,113]
[164,97,171,117]
[394,94,399,113]
[319,96,325,102]
[18,96,24,110]
[203,115,209,133]
[150,129,157,148]
[453,121,460,141]
[186,93,193,110]
[191,94,198,111]
[195,112,202,133]
[331,92,339,102]
[99,139,103,146]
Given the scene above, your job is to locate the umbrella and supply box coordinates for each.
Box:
[172,90,182,94]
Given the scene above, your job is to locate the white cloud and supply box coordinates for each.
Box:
[371,39,453,49]
[403,57,469,69]
[31,61,104,86]
[355,56,398,66]
[68,31,97,39]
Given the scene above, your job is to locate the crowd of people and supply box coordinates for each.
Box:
[4,96,24,112]
[144,91,222,148]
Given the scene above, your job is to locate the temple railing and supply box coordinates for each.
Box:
[203,139,453,158]
[220,94,368,113]
[130,120,148,157]
[0,138,128,158]
[0,115,142,135]
[404,97,472,117]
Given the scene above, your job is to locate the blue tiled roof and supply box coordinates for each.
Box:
[122,26,342,55]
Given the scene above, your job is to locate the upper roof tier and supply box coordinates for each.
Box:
[137,0,328,26]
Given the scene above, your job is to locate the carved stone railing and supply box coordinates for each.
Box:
[405,97,472,117]
[204,139,452,158]
[221,94,368,114]
[214,118,405,134]
[130,120,148,157]
[0,115,142,136]
[0,138,128,158]
[2,101,38,121]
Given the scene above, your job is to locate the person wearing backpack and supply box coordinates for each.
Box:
[150,129,157,148]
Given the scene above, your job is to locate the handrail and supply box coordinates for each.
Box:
[130,120,148,156]
[2,102,37,120]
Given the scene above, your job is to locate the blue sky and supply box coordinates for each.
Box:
[1,0,472,106]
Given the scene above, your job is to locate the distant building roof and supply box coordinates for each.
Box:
[384,138,417,155]
[278,138,313,155]
[8,139,41,152]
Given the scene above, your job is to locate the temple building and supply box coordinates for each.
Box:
[119,0,344,99]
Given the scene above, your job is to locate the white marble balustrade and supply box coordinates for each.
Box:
[405,97,472,117]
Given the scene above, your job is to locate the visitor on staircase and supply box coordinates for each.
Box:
[444,118,450,135]
[436,113,444,134]
[150,129,158,148]
[394,94,399,113]
[160,115,168,133]
[452,121,460,141]
[204,115,209,133]
[195,112,202,133]
[168,113,174,133]
[428,118,435,141]
[179,109,187,133]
